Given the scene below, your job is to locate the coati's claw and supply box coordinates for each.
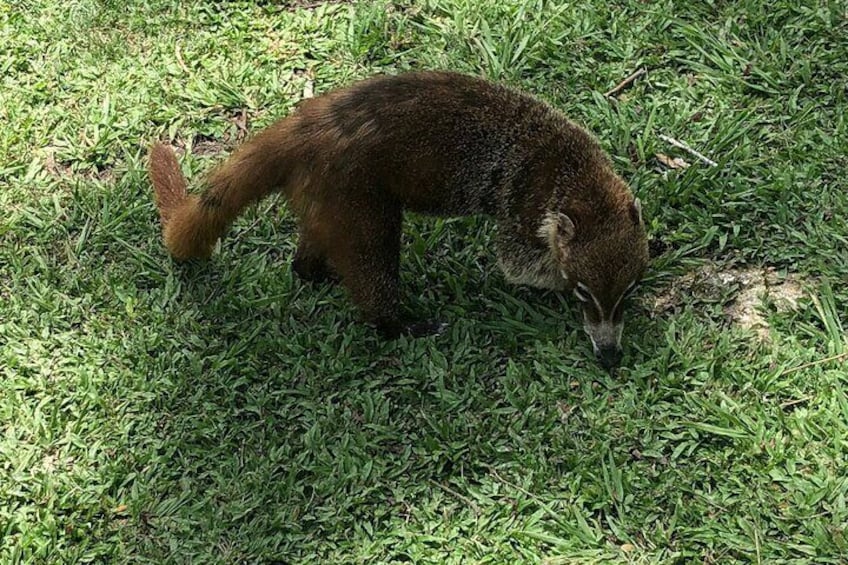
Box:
[404,320,448,338]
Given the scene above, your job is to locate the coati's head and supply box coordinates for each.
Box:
[540,190,649,369]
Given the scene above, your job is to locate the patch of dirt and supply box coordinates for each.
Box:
[44,146,74,178]
[87,164,115,183]
[293,68,315,100]
[648,237,671,258]
[43,146,116,183]
[191,137,230,157]
[227,109,251,144]
[649,264,806,340]
[39,449,75,475]
[724,269,804,339]
[181,110,253,157]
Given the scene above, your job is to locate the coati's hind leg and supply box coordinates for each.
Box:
[291,224,338,284]
[323,195,444,339]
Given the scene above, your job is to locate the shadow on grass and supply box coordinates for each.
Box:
[118,204,657,561]
[2,173,670,562]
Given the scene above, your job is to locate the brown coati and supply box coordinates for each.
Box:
[148,71,649,368]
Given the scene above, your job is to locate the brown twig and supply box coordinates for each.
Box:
[427,479,480,515]
[778,352,848,376]
[486,467,567,523]
[604,67,646,98]
[779,395,816,409]
[658,133,719,167]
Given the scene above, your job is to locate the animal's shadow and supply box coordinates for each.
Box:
[126,216,662,560]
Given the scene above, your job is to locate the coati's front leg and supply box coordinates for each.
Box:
[323,195,444,338]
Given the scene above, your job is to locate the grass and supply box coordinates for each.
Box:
[1,0,847,562]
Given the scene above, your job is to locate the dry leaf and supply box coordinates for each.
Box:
[556,401,573,423]
[292,68,315,99]
[656,153,690,169]
[302,70,315,99]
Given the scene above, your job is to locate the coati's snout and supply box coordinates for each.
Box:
[595,345,623,370]
[576,281,632,370]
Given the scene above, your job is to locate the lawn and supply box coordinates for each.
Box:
[1,0,847,563]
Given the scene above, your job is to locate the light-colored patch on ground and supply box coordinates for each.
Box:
[649,264,806,339]
[42,146,114,182]
[43,146,74,178]
[727,269,805,338]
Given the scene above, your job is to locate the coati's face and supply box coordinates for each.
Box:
[540,198,649,369]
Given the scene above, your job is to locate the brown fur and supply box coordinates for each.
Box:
[148,71,648,355]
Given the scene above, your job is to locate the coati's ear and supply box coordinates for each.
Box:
[631,198,643,225]
[557,213,576,241]
[538,211,576,259]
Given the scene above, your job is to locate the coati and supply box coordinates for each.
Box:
[148,71,649,368]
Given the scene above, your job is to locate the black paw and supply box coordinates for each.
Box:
[291,256,338,285]
[374,318,448,339]
[404,320,448,338]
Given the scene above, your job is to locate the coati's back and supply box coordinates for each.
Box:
[292,72,603,216]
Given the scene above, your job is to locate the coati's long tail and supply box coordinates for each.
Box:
[147,129,294,260]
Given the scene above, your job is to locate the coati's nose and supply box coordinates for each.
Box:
[596,346,623,369]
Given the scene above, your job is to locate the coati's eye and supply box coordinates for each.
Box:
[573,282,592,303]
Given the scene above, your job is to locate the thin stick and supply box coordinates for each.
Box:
[175,41,190,74]
[658,133,718,167]
[778,352,848,376]
[779,395,816,409]
[487,467,567,523]
[489,468,534,499]
[604,67,646,97]
[428,479,480,515]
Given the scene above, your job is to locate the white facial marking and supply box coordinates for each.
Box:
[610,281,637,316]
[577,282,604,316]
[577,282,634,354]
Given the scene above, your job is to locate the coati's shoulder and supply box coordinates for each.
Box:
[315,72,610,164]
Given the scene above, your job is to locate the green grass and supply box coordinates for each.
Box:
[2,0,847,562]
